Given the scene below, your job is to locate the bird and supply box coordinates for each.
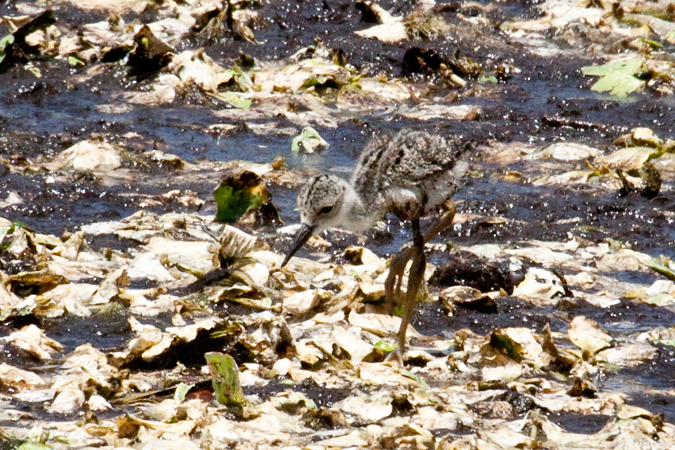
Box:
[281,129,471,362]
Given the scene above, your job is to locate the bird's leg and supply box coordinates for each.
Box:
[386,216,426,363]
[384,201,457,313]
[384,246,415,314]
[423,200,457,245]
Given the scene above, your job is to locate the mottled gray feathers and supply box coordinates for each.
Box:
[352,129,471,213]
[297,128,471,230]
[298,174,344,213]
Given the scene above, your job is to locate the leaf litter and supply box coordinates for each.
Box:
[0,0,675,449]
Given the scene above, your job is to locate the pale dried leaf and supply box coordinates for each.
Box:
[331,325,376,362]
[355,21,408,43]
[512,268,565,300]
[145,237,217,275]
[0,363,46,390]
[46,139,122,172]
[283,289,322,315]
[3,324,63,360]
[568,316,613,355]
[127,252,175,282]
[220,225,260,259]
[49,385,86,414]
[336,390,393,422]
[533,143,600,161]
[595,146,659,171]
[91,266,128,305]
[166,318,219,342]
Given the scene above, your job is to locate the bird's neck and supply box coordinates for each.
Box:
[339,184,380,232]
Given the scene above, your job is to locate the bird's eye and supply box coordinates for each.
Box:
[319,206,334,215]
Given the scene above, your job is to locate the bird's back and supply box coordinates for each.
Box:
[351,129,471,215]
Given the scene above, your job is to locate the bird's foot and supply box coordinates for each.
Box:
[384,346,405,366]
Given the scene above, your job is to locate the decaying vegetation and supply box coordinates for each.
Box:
[0,0,675,448]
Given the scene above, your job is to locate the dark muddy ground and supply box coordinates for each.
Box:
[1,0,675,429]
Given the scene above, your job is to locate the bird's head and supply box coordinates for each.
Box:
[281,174,348,267]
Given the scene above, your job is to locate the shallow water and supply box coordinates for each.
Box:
[1,0,675,426]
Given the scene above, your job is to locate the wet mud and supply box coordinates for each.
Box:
[1,0,675,446]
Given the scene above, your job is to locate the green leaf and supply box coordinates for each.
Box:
[18,443,53,450]
[644,258,675,281]
[291,127,329,153]
[68,55,85,67]
[581,57,644,76]
[26,66,42,78]
[590,72,644,97]
[214,185,260,222]
[621,36,662,50]
[0,226,9,245]
[490,331,523,362]
[0,34,14,50]
[0,34,15,64]
[581,57,646,98]
[299,75,336,90]
[477,75,498,84]
[204,352,248,407]
[213,170,268,223]
[400,369,429,388]
[375,341,397,352]
[174,382,194,402]
[222,66,254,91]
[209,91,252,109]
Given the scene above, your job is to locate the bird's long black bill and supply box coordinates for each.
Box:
[281,223,315,267]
